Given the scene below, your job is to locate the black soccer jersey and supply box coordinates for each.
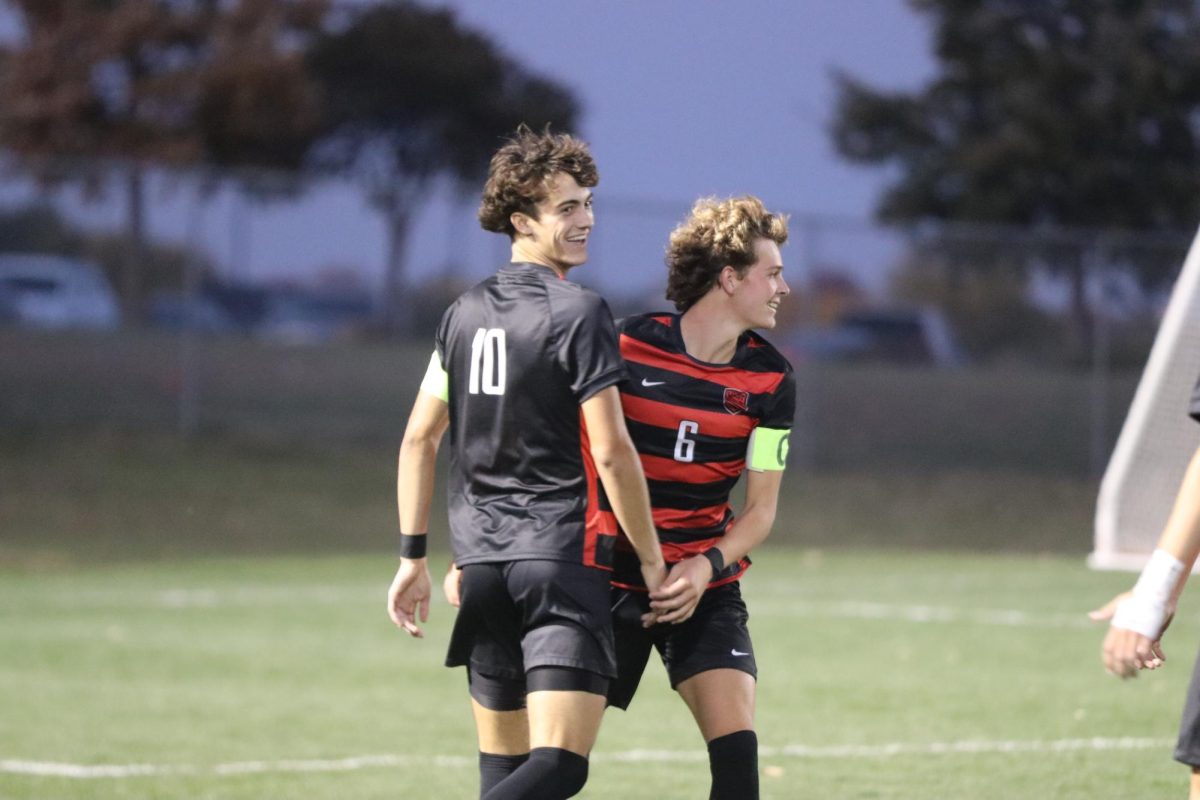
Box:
[608,312,796,589]
[434,262,627,569]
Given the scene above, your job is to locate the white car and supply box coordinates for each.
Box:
[0,253,121,330]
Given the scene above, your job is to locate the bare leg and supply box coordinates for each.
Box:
[471,700,529,755]
[677,669,758,800]
[676,668,755,741]
[481,690,607,800]
[526,690,607,754]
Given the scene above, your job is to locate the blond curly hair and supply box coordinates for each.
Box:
[665,196,788,312]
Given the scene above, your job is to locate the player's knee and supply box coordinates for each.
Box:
[532,747,589,797]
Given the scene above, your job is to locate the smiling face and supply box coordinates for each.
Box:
[509,172,594,276]
[728,238,789,330]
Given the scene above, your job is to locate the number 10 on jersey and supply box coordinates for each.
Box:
[469,328,506,395]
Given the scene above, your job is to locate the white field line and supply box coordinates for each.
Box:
[752,600,1096,629]
[18,586,1097,630]
[0,737,1174,779]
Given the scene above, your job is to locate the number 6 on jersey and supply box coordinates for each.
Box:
[674,420,699,462]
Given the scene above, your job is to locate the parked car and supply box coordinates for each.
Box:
[145,290,239,334]
[252,289,376,344]
[785,306,966,367]
[0,253,121,330]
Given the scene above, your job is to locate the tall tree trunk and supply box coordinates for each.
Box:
[122,164,146,324]
[1066,254,1093,363]
[382,200,413,336]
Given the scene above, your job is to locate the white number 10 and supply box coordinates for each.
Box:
[468,328,506,395]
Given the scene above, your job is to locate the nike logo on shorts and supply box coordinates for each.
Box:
[641,379,665,387]
[731,648,750,657]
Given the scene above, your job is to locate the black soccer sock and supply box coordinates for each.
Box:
[481,746,589,800]
[478,752,529,797]
[707,730,759,800]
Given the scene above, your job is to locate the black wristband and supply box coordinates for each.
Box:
[701,547,724,576]
[399,533,427,559]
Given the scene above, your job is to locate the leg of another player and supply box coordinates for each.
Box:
[472,701,530,797]
[677,668,759,800]
[1190,766,1200,800]
[482,690,605,800]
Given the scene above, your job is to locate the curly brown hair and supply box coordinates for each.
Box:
[665,196,789,312]
[477,125,599,238]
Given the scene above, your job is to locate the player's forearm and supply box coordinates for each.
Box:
[1156,446,1200,601]
[396,437,439,537]
[593,444,663,568]
[715,504,776,566]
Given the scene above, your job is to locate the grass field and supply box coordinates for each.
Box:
[0,328,1172,797]
[1,549,1197,799]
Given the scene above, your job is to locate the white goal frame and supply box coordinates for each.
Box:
[1091,225,1200,571]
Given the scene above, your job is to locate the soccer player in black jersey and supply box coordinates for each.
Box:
[385,126,666,800]
[606,196,795,800]
[1091,375,1200,799]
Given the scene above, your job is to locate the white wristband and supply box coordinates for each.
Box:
[1111,549,1185,639]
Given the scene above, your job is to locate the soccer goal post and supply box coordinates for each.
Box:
[1091,225,1200,571]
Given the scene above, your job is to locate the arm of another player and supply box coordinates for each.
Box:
[387,356,451,638]
[442,561,462,608]
[1090,444,1200,677]
[650,467,784,625]
[580,386,667,594]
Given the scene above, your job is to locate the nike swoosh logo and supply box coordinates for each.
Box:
[641,379,665,387]
[731,649,750,657]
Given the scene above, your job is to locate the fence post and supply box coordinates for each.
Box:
[791,215,821,471]
[177,190,204,438]
[1089,241,1112,478]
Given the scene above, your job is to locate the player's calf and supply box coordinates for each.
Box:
[707,729,759,800]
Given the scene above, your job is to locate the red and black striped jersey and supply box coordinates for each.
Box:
[610,312,795,589]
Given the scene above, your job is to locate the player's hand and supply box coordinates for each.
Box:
[638,559,668,626]
[1089,591,1171,678]
[387,558,432,638]
[442,562,462,608]
[646,555,712,626]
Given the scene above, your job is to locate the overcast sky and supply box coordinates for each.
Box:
[0,1,938,298]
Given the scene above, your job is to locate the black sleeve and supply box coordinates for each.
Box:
[1191,374,1200,423]
[761,369,797,429]
[434,302,454,373]
[556,291,627,403]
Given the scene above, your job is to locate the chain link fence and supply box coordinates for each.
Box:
[0,166,1188,477]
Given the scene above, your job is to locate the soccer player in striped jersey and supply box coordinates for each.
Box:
[386,125,666,800]
[1091,375,1200,799]
[606,196,795,800]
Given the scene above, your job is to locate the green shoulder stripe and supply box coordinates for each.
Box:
[419,351,449,402]
[747,426,790,472]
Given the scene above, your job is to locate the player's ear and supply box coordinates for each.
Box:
[511,212,533,236]
[720,265,740,294]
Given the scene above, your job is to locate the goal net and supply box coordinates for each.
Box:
[1091,226,1200,570]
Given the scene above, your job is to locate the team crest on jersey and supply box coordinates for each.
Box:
[723,387,750,415]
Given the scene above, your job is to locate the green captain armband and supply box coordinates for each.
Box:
[419,351,449,402]
[747,426,790,472]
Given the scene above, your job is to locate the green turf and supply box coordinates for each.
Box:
[0,550,1195,799]
[0,431,1097,565]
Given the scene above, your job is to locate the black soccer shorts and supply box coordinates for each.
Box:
[445,559,617,688]
[1175,643,1200,766]
[607,581,757,711]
